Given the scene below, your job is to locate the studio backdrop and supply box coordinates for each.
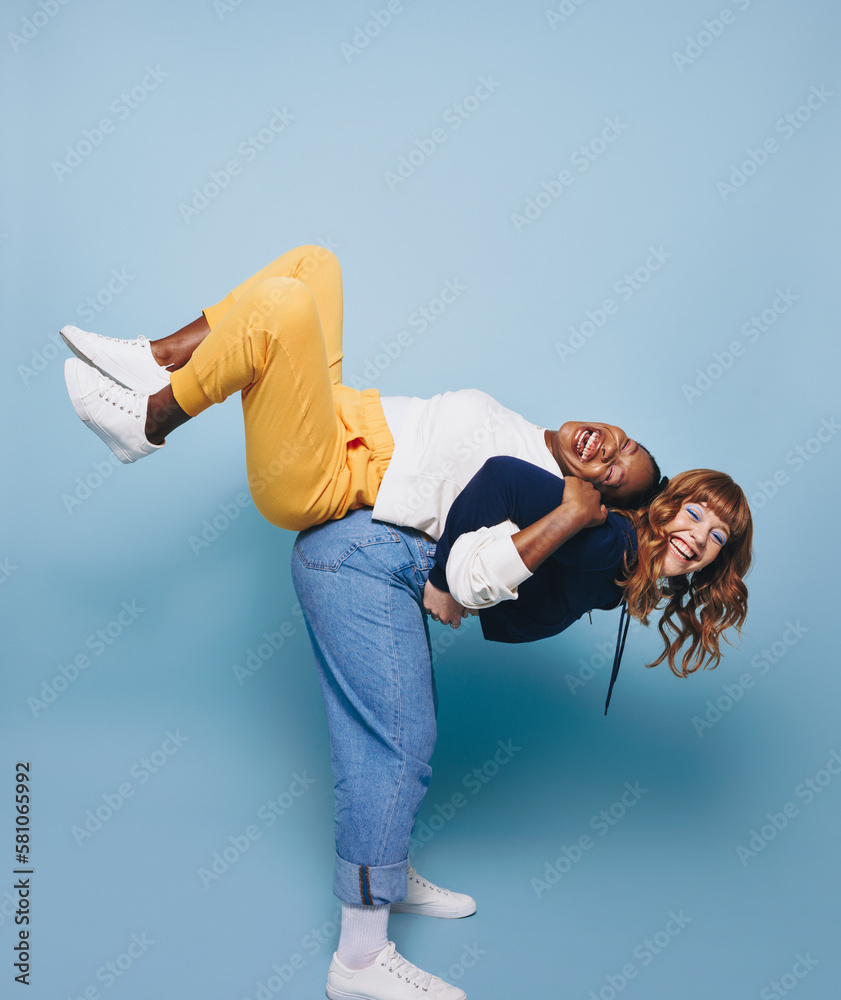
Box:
[2,1,839,997]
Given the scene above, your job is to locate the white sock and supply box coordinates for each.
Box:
[336,902,390,970]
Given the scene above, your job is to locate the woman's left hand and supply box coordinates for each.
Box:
[423,578,469,628]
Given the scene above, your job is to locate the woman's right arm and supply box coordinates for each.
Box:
[508,477,607,572]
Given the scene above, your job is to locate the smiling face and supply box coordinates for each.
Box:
[549,421,655,506]
[661,501,730,577]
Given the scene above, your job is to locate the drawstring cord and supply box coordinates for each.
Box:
[604,599,630,716]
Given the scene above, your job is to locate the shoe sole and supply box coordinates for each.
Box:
[60,327,169,394]
[389,900,477,918]
[64,359,137,464]
[327,986,465,1000]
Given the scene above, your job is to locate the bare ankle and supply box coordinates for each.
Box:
[145,385,191,444]
[144,399,165,446]
[149,339,172,369]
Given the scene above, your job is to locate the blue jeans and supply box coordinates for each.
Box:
[291,508,439,906]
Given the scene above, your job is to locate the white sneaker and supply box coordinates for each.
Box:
[326,941,466,999]
[64,358,164,464]
[389,866,476,919]
[60,325,171,394]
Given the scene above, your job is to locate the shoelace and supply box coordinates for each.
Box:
[93,333,147,347]
[410,876,446,895]
[381,942,433,990]
[407,867,448,895]
[97,384,145,419]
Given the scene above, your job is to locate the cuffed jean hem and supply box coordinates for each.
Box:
[334,852,408,906]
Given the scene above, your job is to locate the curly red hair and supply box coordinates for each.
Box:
[616,469,753,678]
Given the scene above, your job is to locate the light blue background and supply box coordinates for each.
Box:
[2,1,839,997]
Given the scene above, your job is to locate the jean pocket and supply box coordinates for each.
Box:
[293,516,401,572]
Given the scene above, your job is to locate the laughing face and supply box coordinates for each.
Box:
[661,501,730,577]
[546,422,655,506]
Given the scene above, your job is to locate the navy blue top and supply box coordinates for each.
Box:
[428,456,638,646]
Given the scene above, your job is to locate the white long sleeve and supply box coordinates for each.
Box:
[445,520,534,609]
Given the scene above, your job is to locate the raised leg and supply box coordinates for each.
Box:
[204,243,344,385]
[149,244,345,377]
[63,246,382,497]
[147,246,345,445]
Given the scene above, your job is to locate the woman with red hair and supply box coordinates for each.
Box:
[615,467,753,677]
[426,458,753,701]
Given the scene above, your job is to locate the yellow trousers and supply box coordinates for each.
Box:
[169,245,394,531]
